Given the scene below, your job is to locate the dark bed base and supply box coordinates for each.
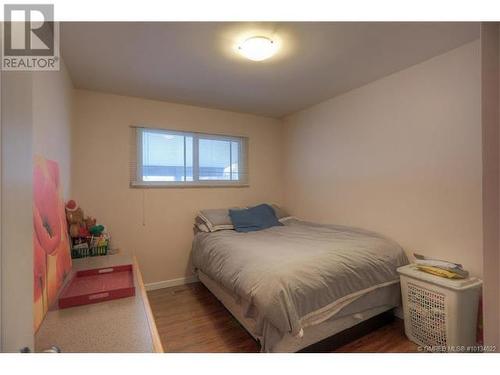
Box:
[298,310,396,353]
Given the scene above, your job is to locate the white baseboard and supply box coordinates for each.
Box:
[145,275,199,291]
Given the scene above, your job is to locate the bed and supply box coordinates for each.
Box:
[191,215,408,352]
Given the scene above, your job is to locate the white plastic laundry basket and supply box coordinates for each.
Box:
[397,264,482,352]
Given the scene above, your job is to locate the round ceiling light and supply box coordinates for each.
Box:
[237,36,278,62]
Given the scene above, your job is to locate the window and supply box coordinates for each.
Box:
[132,127,247,187]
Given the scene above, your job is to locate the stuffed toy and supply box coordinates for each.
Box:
[89,224,105,236]
[65,200,87,238]
[85,216,97,231]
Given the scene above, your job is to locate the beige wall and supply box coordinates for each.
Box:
[283,41,483,276]
[72,90,284,284]
[480,23,500,349]
[1,72,35,351]
[32,61,73,199]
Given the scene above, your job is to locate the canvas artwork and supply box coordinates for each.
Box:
[33,156,72,331]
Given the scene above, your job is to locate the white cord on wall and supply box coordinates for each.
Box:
[142,189,146,227]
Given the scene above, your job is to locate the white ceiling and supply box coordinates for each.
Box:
[61,22,479,118]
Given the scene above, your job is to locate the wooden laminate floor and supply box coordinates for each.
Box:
[148,282,418,353]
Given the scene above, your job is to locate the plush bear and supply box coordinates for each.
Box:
[65,200,86,238]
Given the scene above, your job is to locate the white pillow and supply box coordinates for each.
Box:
[197,208,236,232]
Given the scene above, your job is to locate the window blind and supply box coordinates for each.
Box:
[129,126,248,187]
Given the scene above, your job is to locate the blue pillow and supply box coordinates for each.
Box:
[229,204,283,233]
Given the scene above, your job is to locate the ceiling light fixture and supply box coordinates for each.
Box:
[237,36,278,62]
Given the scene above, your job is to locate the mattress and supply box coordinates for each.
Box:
[191,218,408,352]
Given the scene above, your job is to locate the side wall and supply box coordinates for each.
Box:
[480,22,500,349]
[1,59,73,351]
[72,90,284,284]
[1,72,34,351]
[32,61,73,199]
[283,41,483,276]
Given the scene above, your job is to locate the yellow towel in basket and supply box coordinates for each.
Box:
[416,265,465,279]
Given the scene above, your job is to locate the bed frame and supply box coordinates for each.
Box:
[197,270,401,352]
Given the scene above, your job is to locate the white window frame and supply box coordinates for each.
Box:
[132,127,248,188]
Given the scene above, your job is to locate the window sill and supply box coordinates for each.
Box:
[130,182,250,189]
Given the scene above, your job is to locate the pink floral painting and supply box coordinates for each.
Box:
[33,156,72,331]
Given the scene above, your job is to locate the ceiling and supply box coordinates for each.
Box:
[61,22,479,118]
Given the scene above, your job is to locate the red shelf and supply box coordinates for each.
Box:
[59,264,135,309]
